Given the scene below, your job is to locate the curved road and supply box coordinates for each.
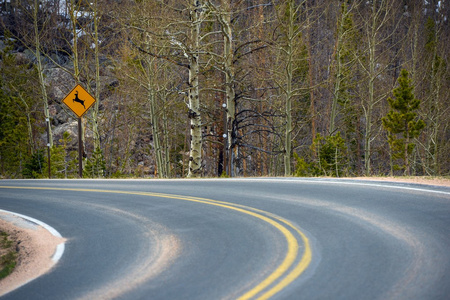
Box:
[0,178,449,299]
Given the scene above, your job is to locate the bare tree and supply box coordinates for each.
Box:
[355,0,402,175]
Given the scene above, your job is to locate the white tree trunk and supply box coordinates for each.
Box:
[187,0,203,177]
[34,0,52,147]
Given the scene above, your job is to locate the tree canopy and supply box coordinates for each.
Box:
[0,0,449,178]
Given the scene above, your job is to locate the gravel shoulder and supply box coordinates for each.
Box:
[0,215,65,297]
[346,176,450,187]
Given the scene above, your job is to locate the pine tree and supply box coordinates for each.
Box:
[84,147,106,178]
[311,132,347,177]
[0,45,41,178]
[382,69,425,175]
[22,150,45,179]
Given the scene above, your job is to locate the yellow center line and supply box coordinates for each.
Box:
[0,186,312,298]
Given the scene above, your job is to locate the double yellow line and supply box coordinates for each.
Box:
[0,186,312,299]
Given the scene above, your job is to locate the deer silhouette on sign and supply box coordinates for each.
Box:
[73,91,86,109]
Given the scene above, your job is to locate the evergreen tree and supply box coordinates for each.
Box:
[84,147,106,178]
[44,140,77,179]
[22,150,45,178]
[60,132,78,178]
[0,45,41,178]
[311,132,347,177]
[382,69,425,175]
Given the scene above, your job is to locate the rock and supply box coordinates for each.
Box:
[44,68,76,101]
[53,120,78,146]
[49,105,58,117]
[14,52,31,65]
[23,49,35,62]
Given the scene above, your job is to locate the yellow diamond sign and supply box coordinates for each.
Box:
[62,84,96,118]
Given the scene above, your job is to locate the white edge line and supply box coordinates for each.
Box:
[0,208,65,262]
[213,178,450,196]
[52,243,65,262]
[276,179,450,196]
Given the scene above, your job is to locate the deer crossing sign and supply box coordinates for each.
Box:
[62,84,96,118]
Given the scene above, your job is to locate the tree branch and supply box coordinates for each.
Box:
[128,38,189,69]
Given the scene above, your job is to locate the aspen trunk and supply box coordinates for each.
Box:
[427,28,441,175]
[187,0,203,177]
[330,4,347,135]
[34,0,52,147]
[364,6,377,176]
[163,106,170,177]
[283,1,294,176]
[149,90,164,178]
[306,3,316,153]
[92,0,101,151]
[222,1,236,177]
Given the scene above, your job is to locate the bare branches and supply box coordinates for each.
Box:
[128,38,189,69]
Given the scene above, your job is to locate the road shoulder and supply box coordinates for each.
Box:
[0,214,65,296]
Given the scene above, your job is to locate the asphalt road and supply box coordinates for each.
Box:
[0,178,449,299]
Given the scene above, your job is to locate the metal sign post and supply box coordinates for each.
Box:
[62,84,96,178]
[46,118,51,178]
[78,117,83,178]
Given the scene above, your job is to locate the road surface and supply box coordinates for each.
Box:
[0,178,449,299]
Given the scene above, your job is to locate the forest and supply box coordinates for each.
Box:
[0,0,448,179]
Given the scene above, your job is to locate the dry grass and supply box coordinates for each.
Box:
[0,231,17,279]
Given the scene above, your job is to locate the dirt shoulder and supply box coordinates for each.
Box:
[0,216,65,297]
[345,176,450,187]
